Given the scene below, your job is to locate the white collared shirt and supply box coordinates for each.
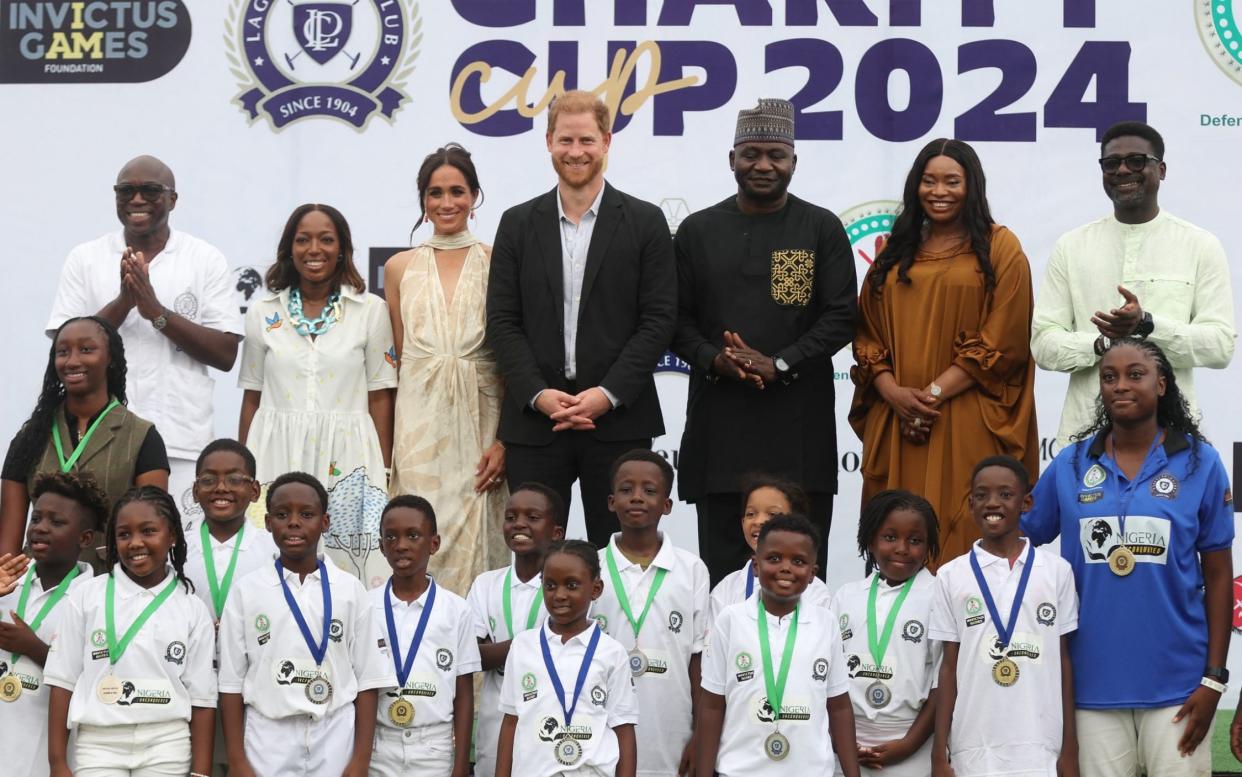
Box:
[466,564,547,769]
[556,183,606,381]
[184,522,279,622]
[928,540,1078,777]
[370,578,480,730]
[43,565,217,727]
[0,562,93,777]
[499,621,639,777]
[1031,210,1236,443]
[701,594,850,777]
[217,559,394,719]
[593,533,708,777]
[45,229,244,459]
[830,568,942,737]
[710,561,833,625]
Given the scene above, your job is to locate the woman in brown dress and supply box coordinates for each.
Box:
[850,139,1038,566]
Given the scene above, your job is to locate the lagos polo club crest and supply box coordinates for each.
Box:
[226,0,421,129]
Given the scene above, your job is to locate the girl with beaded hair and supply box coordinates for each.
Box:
[238,204,397,587]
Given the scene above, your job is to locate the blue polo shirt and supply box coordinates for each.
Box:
[1021,430,1234,709]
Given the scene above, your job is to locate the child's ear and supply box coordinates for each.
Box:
[264,513,274,532]
[247,478,261,503]
[79,528,95,551]
[606,494,616,512]
[1022,491,1034,513]
[322,512,331,532]
[553,525,565,541]
[430,533,441,555]
[662,496,673,515]
[590,577,604,601]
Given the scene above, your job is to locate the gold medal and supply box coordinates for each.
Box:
[992,658,1019,687]
[388,697,415,727]
[96,674,123,705]
[0,674,22,702]
[1108,545,1136,577]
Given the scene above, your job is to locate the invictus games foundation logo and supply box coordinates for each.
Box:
[1197,0,1242,85]
[225,0,421,129]
[839,200,900,272]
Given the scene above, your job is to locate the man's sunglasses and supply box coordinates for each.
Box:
[1097,154,1161,174]
[113,183,174,201]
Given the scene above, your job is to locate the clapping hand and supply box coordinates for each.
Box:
[1090,285,1144,339]
[0,553,29,597]
[121,249,163,321]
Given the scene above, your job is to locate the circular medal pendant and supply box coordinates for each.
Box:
[388,697,415,727]
[865,680,892,709]
[96,675,123,705]
[305,675,334,705]
[554,736,583,766]
[764,731,791,761]
[992,658,1020,687]
[1108,545,1136,577]
[0,674,22,702]
[628,648,648,677]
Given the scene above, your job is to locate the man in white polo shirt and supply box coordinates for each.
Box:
[47,156,243,518]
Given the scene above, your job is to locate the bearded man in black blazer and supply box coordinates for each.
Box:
[486,90,676,547]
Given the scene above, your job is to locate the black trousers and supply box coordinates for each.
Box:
[696,491,834,588]
[505,433,654,551]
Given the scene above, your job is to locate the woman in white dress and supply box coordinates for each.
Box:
[385,144,508,596]
[238,204,397,587]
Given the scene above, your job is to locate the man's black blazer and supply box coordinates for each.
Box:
[486,182,676,446]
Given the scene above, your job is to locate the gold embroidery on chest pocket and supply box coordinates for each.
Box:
[770,249,815,305]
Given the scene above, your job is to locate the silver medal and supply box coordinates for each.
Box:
[627,648,648,677]
[865,680,892,709]
[305,674,333,705]
[554,736,583,766]
[764,730,791,761]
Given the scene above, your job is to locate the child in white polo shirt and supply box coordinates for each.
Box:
[217,472,394,777]
[710,475,832,621]
[44,486,217,777]
[593,449,709,777]
[832,490,942,777]
[497,540,639,777]
[929,456,1079,777]
[697,514,861,777]
[371,495,480,777]
[466,482,566,777]
[0,472,102,777]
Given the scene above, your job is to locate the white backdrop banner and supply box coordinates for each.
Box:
[4,0,1242,694]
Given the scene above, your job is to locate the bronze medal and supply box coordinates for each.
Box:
[0,674,22,702]
[992,657,1019,687]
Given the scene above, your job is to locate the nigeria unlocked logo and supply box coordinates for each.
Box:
[225,0,421,129]
[1197,0,1242,84]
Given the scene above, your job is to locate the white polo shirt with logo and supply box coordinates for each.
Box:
[184,523,279,623]
[46,229,244,460]
[217,560,394,720]
[701,594,850,777]
[43,565,217,726]
[928,540,1078,777]
[710,560,833,624]
[592,533,709,777]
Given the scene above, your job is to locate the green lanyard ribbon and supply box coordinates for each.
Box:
[201,521,246,619]
[10,565,81,663]
[757,597,799,723]
[51,398,120,473]
[105,574,178,666]
[501,567,544,640]
[604,546,667,641]
[866,574,915,669]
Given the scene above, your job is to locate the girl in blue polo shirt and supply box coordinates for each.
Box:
[1022,337,1232,776]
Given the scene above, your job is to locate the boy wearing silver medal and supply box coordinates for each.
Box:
[370,495,480,777]
[930,457,1079,777]
[697,515,861,777]
[0,473,101,777]
[217,472,393,777]
[593,450,709,777]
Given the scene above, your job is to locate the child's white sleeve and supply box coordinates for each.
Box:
[1055,558,1079,636]
[699,610,729,695]
[184,596,218,707]
[498,640,520,716]
[690,558,710,654]
[824,617,850,697]
[456,599,483,675]
[216,586,249,694]
[605,652,640,728]
[350,580,397,691]
[42,590,86,691]
[927,569,959,643]
[929,635,944,691]
[465,575,491,641]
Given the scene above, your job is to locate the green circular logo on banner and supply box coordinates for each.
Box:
[1197,0,1242,84]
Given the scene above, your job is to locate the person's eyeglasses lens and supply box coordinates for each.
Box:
[1099,155,1153,174]
[196,474,251,489]
[113,183,170,201]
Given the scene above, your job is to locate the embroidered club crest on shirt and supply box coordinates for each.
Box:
[1083,464,1107,489]
[1150,473,1180,499]
[901,619,925,644]
[1036,603,1057,626]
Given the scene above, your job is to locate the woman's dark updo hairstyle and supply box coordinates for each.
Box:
[413,143,484,236]
[868,138,997,293]
[265,203,365,294]
[7,316,127,480]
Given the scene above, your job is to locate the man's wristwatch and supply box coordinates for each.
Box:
[1133,311,1154,338]
[152,309,170,331]
[1204,666,1230,684]
[773,356,795,384]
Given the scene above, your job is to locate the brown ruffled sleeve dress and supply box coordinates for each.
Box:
[849,225,1039,566]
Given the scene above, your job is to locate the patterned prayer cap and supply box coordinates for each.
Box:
[734,98,795,147]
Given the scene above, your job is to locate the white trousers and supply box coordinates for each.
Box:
[244,705,356,777]
[370,721,454,777]
[75,720,191,777]
[1077,706,1211,777]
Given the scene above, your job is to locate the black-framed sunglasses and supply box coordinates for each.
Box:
[1098,154,1161,174]
[113,182,174,201]
[195,473,255,489]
